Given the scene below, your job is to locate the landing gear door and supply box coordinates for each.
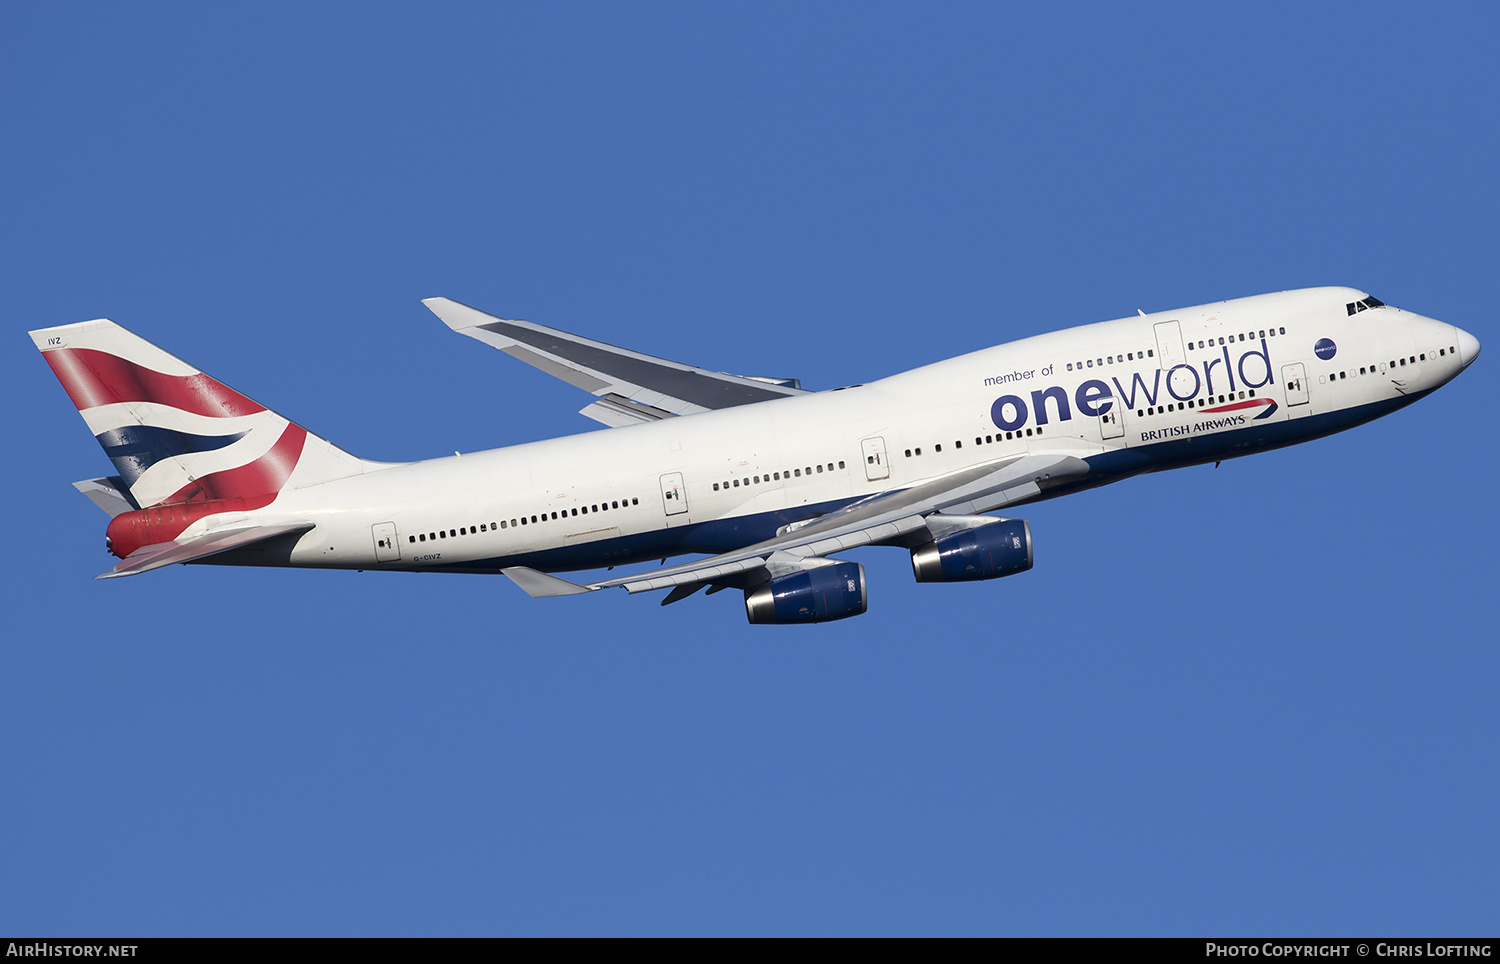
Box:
[659,472,689,516]
[1282,363,1309,407]
[860,436,890,481]
[372,522,401,562]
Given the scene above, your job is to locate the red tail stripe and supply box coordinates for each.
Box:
[157,423,307,507]
[107,424,308,556]
[44,348,266,418]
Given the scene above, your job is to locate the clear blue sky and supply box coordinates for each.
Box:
[3,2,1495,936]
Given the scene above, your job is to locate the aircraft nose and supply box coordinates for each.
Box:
[1456,326,1481,367]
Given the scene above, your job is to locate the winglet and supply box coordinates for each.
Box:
[501,566,594,597]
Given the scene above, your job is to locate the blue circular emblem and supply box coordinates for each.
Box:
[1314,338,1337,361]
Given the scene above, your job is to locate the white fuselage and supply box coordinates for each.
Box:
[216,287,1476,575]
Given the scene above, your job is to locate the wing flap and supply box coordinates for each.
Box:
[424,297,808,421]
[592,453,1091,594]
[97,522,314,579]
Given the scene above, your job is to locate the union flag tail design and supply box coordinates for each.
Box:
[30,319,372,512]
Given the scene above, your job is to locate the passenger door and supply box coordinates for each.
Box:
[860,437,890,481]
[372,522,401,562]
[659,472,689,516]
[1282,363,1309,406]
[1154,320,1186,369]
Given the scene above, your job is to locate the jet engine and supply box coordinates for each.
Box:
[744,561,867,624]
[910,519,1032,582]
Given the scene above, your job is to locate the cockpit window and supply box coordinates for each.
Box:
[1346,296,1387,315]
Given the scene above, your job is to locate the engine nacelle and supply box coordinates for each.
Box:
[744,561,867,624]
[910,519,1032,582]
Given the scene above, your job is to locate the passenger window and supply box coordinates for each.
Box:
[935,444,942,453]
[417,534,425,542]
[1067,363,1073,371]
[632,498,638,505]
[816,465,823,473]
[1086,359,1093,367]
[838,462,845,469]
[439,531,446,539]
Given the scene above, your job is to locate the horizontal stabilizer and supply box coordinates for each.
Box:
[502,566,594,597]
[72,477,138,517]
[98,522,314,579]
[424,297,808,422]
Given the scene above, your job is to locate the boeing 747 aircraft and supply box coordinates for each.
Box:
[30,287,1479,623]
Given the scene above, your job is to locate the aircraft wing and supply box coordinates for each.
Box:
[98,522,315,579]
[502,452,1091,598]
[423,297,808,427]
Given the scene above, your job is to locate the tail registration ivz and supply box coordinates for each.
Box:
[30,288,1479,621]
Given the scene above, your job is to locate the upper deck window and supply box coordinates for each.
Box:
[1346,296,1387,316]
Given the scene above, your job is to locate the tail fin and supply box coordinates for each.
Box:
[30,319,377,510]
